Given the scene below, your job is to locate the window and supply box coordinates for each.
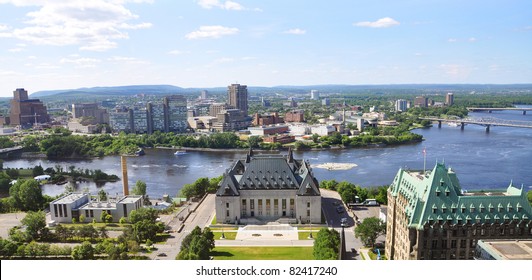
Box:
[90,210,94,218]
[451,240,457,248]
[460,240,466,248]
[85,210,89,218]
[307,202,310,208]
[226,210,230,217]
[226,203,229,208]
[123,204,127,217]
[282,199,286,210]
[54,204,58,217]
[58,204,63,217]
[442,240,447,249]
[63,205,67,217]
[431,240,438,249]
[250,199,254,210]
[307,209,310,217]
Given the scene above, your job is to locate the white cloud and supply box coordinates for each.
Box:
[0,1,152,51]
[448,38,457,43]
[468,37,477,42]
[168,50,184,55]
[0,24,9,31]
[214,57,234,63]
[60,57,101,68]
[8,48,24,52]
[284,28,306,35]
[107,56,148,64]
[354,17,400,28]
[185,25,238,40]
[197,0,244,10]
[440,64,472,79]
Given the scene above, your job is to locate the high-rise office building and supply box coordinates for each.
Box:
[200,90,208,100]
[395,99,408,112]
[147,102,165,133]
[163,95,188,132]
[131,107,148,134]
[414,96,429,108]
[446,93,454,106]
[109,109,132,133]
[9,88,50,127]
[72,103,108,124]
[227,84,248,115]
[311,90,320,100]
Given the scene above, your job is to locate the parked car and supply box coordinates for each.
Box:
[340,217,348,227]
[362,199,379,206]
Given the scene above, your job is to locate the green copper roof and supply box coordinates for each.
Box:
[389,163,532,229]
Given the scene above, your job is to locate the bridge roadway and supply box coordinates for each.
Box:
[420,117,532,132]
[467,107,532,115]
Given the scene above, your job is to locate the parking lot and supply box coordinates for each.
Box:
[0,212,26,239]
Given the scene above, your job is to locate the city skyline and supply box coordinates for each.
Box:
[0,0,531,97]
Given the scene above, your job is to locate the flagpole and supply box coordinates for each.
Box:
[423,148,426,174]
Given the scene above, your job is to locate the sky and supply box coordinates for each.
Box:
[0,0,531,97]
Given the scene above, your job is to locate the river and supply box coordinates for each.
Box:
[4,108,532,198]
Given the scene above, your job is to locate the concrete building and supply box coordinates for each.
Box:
[414,96,429,108]
[147,102,166,133]
[163,95,188,132]
[322,98,330,106]
[67,122,98,134]
[310,125,335,136]
[228,84,248,116]
[248,124,289,136]
[212,109,251,132]
[474,239,532,260]
[50,193,143,223]
[285,110,305,123]
[446,93,454,106]
[215,149,321,224]
[252,112,284,126]
[209,103,231,118]
[72,103,108,124]
[386,163,532,260]
[288,123,311,136]
[395,99,408,112]
[131,107,148,134]
[9,88,50,127]
[200,90,208,100]
[310,90,320,100]
[109,109,132,133]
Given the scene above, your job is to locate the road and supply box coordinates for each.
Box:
[148,194,216,260]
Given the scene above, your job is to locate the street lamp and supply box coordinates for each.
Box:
[220,200,225,239]
[308,200,313,239]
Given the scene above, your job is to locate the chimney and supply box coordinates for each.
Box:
[121,156,129,195]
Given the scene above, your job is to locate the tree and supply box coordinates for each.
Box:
[248,136,262,148]
[129,207,158,224]
[9,179,44,211]
[71,241,94,260]
[100,211,113,223]
[98,189,107,201]
[177,226,215,260]
[313,228,340,260]
[337,182,358,203]
[132,220,159,242]
[132,180,147,196]
[21,211,47,241]
[354,217,386,248]
[32,165,44,177]
[0,237,18,258]
[528,190,532,206]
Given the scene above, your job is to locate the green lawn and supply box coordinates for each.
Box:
[211,246,314,260]
[298,231,318,240]
[213,231,237,240]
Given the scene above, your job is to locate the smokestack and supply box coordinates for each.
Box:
[121,156,129,196]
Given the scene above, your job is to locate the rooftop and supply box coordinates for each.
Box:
[52,193,88,204]
[478,240,532,260]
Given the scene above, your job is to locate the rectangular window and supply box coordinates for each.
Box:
[90,210,94,218]
[460,240,466,248]
[54,204,58,217]
[123,204,128,217]
[226,203,229,208]
[85,210,89,218]
[307,209,310,217]
[431,240,438,249]
[250,199,254,210]
[307,202,310,208]
[58,204,63,217]
[451,240,457,248]
[63,204,68,217]
[226,210,230,217]
[442,240,447,249]
[282,199,286,210]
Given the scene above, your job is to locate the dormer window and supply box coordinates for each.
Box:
[470,204,475,213]
[507,203,513,212]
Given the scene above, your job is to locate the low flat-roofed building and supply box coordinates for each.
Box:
[475,239,532,260]
[50,193,143,223]
[248,124,289,136]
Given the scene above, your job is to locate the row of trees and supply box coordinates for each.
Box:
[179,176,223,200]
[320,180,388,205]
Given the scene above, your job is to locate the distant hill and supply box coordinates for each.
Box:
[30,85,187,98]
[30,84,532,98]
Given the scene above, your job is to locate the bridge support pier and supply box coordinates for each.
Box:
[486,125,490,133]
[438,121,441,128]
[460,123,465,130]
[524,111,527,115]
[488,110,492,113]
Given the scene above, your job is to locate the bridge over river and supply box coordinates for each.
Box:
[420,117,532,132]
[467,107,532,115]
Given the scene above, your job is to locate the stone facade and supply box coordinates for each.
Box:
[215,149,321,224]
[386,163,532,260]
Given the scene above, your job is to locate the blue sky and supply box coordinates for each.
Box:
[0,0,531,97]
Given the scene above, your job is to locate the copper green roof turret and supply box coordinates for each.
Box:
[389,162,532,230]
